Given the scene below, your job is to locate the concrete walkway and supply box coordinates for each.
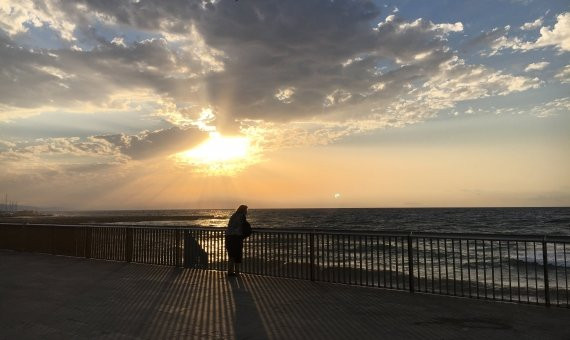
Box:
[1,250,569,340]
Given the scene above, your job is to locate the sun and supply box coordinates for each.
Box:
[183,132,249,163]
[174,132,257,175]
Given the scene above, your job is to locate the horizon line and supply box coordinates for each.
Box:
[25,205,570,211]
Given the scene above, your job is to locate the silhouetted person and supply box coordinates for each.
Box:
[225,204,252,276]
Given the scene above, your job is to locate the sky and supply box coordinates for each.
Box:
[0,0,569,209]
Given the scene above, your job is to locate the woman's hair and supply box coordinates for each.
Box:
[236,205,248,214]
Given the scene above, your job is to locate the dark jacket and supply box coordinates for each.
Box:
[226,212,247,236]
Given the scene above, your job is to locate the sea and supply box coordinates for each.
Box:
[61,207,570,236]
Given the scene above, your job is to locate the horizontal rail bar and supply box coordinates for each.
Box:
[1,222,569,242]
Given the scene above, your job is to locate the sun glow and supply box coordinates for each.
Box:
[175,132,257,175]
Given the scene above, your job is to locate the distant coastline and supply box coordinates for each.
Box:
[0,214,210,225]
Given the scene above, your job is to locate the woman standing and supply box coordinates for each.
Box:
[225,205,251,276]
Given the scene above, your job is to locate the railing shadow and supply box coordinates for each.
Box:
[228,275,270,339]
[1,251,385,339]
[240,274,371,339]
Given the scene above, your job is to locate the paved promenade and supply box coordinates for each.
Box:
[1,250,569,339]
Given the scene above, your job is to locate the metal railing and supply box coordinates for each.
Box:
[0,223,568,308]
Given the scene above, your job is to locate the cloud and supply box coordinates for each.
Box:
[387,56,542,120]
[0,135,127,186]
[555,65,570,83]
[532,12,570,51]
[154,102,217,131]
[524,61,549,72]
[10,136,119,157]
[476,12,570,54]
[241,57,542,150]
[451,97,570,118]
[527,97,570,118]
[435,57,540,95]
[274,87,296,104]
[520,17,543,30]
[0,33,196,110]
[0,0,549,150]
[96,126,209,160]
[0,126,208,181]
[0,126,214,207]
[0,1,468,124]
[463,26,510,54]
[0,0,76,40]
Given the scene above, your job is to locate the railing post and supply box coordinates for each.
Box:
[407,232,414,293]
[125,228,133,262]
[183,230,190,268]
[310,231,315,281]
[20,223,26,252]
[50,226,55,255]
[176,229,182,267]
[74,227,81,257]
[542,237,550,307]
[85,227,92,259]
